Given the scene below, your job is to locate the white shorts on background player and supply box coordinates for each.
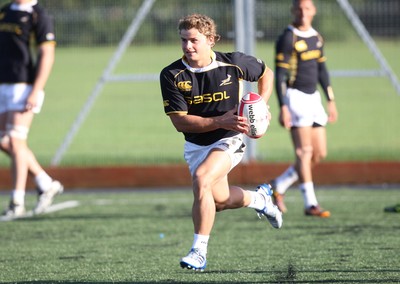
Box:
[184,134,245,176]
[0,84,45,114]
[284,88,328,127]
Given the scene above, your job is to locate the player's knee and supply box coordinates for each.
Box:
[215,203,225,212]
[5,124,29,153]
[295,145,313,161]
[7,124,29,142]
[215,196,233,211]
[312,150,327,164]
[7,124,29,140]
[192,170,213,196]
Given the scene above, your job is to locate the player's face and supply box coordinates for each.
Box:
[292,0,316,30]
[180,28,214,68]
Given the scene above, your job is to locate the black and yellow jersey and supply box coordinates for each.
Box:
[160,51,266,146]
[275,25,333,106]
[0,1,56,84]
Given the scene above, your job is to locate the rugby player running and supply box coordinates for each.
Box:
[160,14,282,271]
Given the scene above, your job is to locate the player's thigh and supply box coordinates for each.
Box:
[290,126,313,149]
[195,149,231,185]
[311,126,327,159]
[194,151,232,204]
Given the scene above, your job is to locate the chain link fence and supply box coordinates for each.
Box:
[3,0,395,47]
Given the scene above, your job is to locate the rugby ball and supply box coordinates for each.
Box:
[238,92,269,138]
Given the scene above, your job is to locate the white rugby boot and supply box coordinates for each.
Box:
[255,183,283,229]
[33,180,64,214]
[2,201,26,218]
[180,248,207,271]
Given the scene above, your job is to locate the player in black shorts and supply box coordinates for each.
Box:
[160,14,282,271]
[268,0,338,217]
[0,0,63,218]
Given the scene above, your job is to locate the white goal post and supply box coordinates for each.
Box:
[335,0,400,94]
[51,0,157,166]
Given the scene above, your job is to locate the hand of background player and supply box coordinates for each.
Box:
[327,101,338,123]
[279,105,292,129]
[25,91,40,112]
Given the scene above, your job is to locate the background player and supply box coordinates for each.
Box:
[269,0,338,216]
[0,0,63,217]
[160,13,282,271]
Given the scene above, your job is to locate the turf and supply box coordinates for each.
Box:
[1,186,399,283]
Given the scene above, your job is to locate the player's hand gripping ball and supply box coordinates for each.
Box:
[238,92,269,138]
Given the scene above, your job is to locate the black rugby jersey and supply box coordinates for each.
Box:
[275,25,332,106]
[0,1,56,84]
[160,51,266,146]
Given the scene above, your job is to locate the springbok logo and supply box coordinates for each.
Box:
[220,74,232,86]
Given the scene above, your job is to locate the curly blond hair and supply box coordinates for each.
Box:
[178,14,221,44]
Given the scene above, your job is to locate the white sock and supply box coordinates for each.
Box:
[192,234,209,255]
[274,165,299,194]
[299,182,318,208]
[247,190,267,211]
[11,190,25,205]
[35,171,53,192]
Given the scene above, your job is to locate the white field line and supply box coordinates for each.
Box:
[43,200,80,213]
[91,197,192,206]
[0,200,80,222]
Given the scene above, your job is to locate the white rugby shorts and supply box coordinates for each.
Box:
[184,134,246,176]
[0,84,45,114]
[285,88,328,127]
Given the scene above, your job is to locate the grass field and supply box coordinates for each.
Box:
[0,39,396,167]
[1,186,399,283]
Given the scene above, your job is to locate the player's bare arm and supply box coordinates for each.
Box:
[327,100,338,123]
[279,105,292,129]
[257,67,274,122]
[26,43,55,111]
[258,67,274,103]
[169,109,249,134]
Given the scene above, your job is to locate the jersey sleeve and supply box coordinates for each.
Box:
[159,68,188,115]
[274,29,293,106]
[275,29,293,70]
[318,60,334,101]
[231,52,267,82]
[34,7,56,44]
[317,37,334,101]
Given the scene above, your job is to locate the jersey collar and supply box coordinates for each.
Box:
[10,0,38,12]
[288,25,318,38]
[182,51,218,73]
